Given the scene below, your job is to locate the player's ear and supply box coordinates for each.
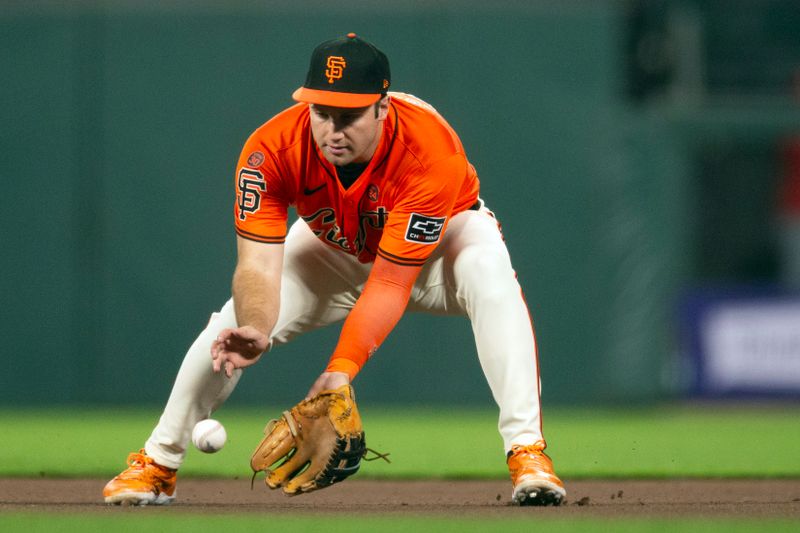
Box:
[375,95,390,120]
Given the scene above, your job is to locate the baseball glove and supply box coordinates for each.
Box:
[250,384,384,495]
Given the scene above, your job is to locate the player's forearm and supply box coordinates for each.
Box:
[325,281,409,379]
[326,258,421,379]
[231,266,280,337]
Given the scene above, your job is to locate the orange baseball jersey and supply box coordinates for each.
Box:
[234,92,480,265]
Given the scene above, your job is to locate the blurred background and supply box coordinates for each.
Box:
[2,0,800,408]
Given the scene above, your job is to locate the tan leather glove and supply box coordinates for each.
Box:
[250,384,369,495]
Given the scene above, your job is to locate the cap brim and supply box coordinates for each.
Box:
[292,87,382,108]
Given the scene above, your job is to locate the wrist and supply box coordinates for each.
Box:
[325,358,360,381]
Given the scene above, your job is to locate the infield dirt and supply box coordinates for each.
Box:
[1,478,799,518]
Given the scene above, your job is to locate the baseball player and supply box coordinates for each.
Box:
[103,33,565,506]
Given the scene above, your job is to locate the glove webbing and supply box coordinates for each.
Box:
[316,433,367,487]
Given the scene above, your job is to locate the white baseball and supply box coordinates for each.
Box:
[192,419,227,453]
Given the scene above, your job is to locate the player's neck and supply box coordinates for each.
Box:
[335,161,369,190]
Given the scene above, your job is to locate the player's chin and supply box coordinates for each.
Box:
[322,147,352,166]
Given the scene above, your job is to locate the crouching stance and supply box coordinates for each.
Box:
[103,33,565,507]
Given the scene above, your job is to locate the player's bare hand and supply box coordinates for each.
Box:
[306,371,350,399]
[211,326,269,378]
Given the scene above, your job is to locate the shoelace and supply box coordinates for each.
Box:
[116,451,171,482]
[113,455,149,481]
[126,452,149,467]
[511,444,546,459]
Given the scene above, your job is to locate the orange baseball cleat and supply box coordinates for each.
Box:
[507,442,566,506]
[103,449,177,505]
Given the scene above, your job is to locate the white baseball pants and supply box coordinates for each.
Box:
[145,205,545,469]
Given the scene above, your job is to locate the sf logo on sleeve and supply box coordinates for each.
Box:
[405,213,446,244]
[237,168,266,220]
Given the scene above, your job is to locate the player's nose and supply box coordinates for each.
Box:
[328,125,346,140]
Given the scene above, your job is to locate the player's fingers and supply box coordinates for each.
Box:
[224,360,235,378]
[211,345,226,373]
[216,329,233,345]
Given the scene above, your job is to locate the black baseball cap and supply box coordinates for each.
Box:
[292,33,391,108]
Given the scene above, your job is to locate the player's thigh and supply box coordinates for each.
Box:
[447,210,519,304]
[408,208,512,313]
[448,208,518,296]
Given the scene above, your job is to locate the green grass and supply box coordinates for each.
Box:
[1,404,798,478]
[0,515,798,533]
[2,405,797,531]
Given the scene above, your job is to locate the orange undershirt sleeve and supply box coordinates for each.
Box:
[325,256,423,379]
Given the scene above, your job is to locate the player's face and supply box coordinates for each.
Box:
[309,98,389,166]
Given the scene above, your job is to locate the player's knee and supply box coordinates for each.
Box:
[454,245,518,302]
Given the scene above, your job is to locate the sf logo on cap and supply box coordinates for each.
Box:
[326,56,346,84]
